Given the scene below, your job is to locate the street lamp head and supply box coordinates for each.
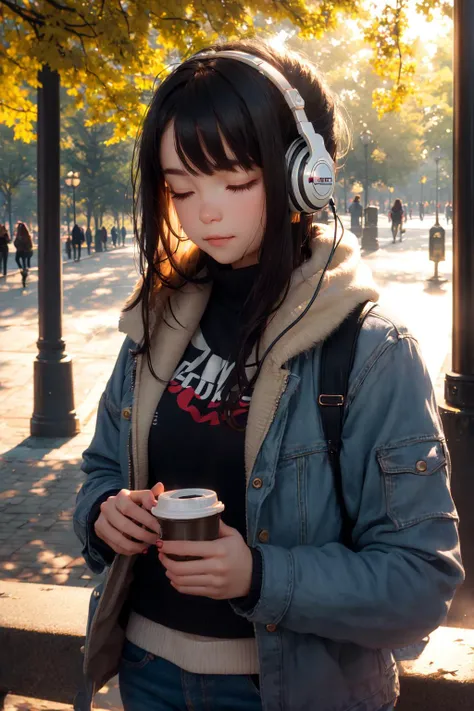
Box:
[65,170,81,188]
[360,129,373,147]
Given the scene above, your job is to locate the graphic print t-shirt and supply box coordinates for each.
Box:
[129,261,259,639]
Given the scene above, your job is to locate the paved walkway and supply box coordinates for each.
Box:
[0,216,453,591]
[0,244,137,590]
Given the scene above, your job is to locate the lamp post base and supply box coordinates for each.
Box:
[361,226,379,252]
[30,356,80,438]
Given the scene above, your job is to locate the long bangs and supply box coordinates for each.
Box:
[170,68,261,176]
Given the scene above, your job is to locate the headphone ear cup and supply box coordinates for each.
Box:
[286,133,335,213]
[286,138,309,213]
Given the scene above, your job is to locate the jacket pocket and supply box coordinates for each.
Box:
[377,439,458,530]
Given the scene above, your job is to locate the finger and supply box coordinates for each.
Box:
[107,507,160,545]
[166,573,220,588]
[96,517,147,555]
[111,494,161,534]
[150,482,165,499]
[128,488,159,512]
[160,539,223,559]
[218,520,235,537]
[159,553,219,576]
[170,584,219,598]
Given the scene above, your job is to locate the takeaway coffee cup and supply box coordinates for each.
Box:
[151,488,225,561]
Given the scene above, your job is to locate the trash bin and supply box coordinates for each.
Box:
[365,206,378,226]
[362,206,379,252]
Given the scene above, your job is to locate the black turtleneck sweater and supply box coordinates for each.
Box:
[128,260,262,638]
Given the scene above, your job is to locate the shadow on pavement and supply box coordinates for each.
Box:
[0,450,100,589]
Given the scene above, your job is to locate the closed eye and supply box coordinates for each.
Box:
[227,179,259,193]
[170,190,194,201]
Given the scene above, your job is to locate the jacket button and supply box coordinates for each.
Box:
[258,529,269,543]
[93,590,101,599]
[416,460,428,473]
[252,478,263,489]
[122,407,132,420]
[266,623,277,633]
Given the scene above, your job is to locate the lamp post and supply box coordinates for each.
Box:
[30,65,80,437]
[360,128,373,219]
[65,171,80,225]
[419,176,427,220]
[427,146,446,283]
[433,146,442,224]
[359,129,378,251]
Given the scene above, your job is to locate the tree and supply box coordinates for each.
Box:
[290,9,453,207]
[0,0,454,143]
[0,125,36,235]
[62,113,133,230]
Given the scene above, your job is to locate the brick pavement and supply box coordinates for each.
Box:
[0,457,98,588]
[0,245,138,590]
[0,217,453,590]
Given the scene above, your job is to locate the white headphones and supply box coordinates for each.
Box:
[191,49,335,214]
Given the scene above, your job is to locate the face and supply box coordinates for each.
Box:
[160,122,266,269]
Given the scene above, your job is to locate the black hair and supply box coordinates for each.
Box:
[127,39,347,416]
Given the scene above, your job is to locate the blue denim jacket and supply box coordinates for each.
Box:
[74,305,464,711]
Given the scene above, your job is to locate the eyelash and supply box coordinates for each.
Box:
[170,179,258,201]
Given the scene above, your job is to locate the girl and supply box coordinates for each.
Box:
[389,199,404,242]
[74,40,463,711]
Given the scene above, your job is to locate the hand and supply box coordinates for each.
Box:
[94,482,164,556]
[158,520,253,600]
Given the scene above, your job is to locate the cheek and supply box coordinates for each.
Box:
[173,202,193,233]
[234,188,266,231]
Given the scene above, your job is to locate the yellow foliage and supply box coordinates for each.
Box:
[0,0,446,142]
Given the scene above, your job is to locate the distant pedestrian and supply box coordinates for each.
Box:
[0,223,10,277]
[101,225,108,251]
[389,199,404,242]
[121,225,126,246]
[86,226,93,255]
[445,202,453,225]
[72,223,83,262]
[348,195,363,237]
[14,222,33,270]
[111,225,118,248]
[419,201,424,221]
[65,236,72,260]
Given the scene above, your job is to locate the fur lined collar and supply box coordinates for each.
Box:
[119,227,379,364]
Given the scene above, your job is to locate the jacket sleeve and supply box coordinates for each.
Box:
[232,334,464,649]
[73,337,135,574]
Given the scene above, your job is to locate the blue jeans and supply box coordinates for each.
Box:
[119,640,262,711]
[119,640,397,711]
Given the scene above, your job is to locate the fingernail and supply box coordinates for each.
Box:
[142,548,149,555]
[156,540,163,548]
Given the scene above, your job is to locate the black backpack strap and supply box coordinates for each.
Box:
[318,301,377,546]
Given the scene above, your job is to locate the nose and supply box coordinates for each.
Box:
[199,201,222,225]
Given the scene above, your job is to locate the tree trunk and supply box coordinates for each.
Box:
[7,192,13,239]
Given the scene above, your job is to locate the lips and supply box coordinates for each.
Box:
[203,236,236,247]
